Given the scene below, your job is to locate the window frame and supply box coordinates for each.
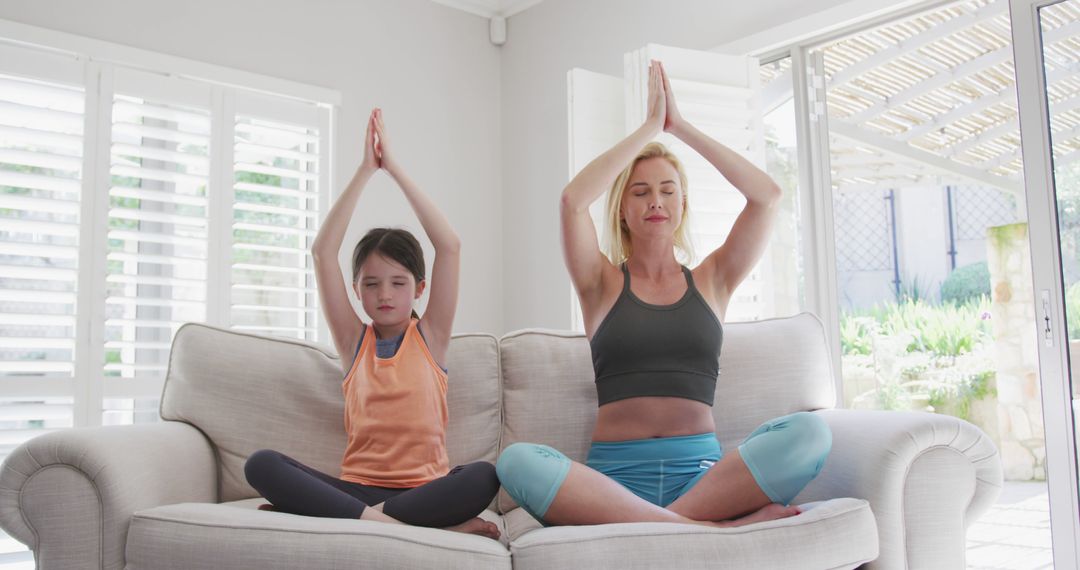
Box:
[0,18,338,430]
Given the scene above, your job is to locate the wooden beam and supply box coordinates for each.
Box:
[830,121,1021,195]
[844,18,1080,125]
[827,1,1008,90]
[973,122,1080,172]
[846,44,1012,124]
[907,64,1079,144]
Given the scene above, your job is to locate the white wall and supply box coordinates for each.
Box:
[0,0,918,335]
[896,186,949,302]
[0,0,504,336]
[499,0,861,332]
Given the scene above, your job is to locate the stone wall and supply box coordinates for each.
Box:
[987,223,1045,481]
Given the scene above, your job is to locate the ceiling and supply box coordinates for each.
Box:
[430,0,543,19]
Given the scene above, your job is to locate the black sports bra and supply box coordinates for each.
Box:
[590,264,723,406]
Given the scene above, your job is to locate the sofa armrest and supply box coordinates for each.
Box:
[0,421,216,570]
[797,409,1002,570]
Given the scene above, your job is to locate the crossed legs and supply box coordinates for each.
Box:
[497,412,831,526]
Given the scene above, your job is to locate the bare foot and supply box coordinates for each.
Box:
[444,517,501,540]
[713,503,801,528]
[257,503,277,512]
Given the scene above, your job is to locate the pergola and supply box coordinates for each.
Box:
[760,0,1080,199]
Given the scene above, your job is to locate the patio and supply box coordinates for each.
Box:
[967,481,1053,570]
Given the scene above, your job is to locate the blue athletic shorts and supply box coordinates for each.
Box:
[586,432,721,508]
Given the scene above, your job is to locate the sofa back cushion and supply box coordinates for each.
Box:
[161,324,501,502]
[497,312,836,513]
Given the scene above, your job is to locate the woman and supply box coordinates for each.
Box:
[496,61,831,528]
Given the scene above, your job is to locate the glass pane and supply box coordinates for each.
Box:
[760,57,805,316]
[1040,0,1080,531]
[811,1,1055,566]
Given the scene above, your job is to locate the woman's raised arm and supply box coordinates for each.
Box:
[660,62,782,315]
[561,61,666,308]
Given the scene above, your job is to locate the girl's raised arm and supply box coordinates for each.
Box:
[372,109,460,368]
[312,110,380,365]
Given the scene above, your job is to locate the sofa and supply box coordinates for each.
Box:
[0,313,1002,569]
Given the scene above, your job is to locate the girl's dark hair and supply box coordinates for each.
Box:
[351,228,425,320]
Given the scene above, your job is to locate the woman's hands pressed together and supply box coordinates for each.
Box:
[658,62,685,136]
[644,60,666,137]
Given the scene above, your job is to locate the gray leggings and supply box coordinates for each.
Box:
[244,449,499,527]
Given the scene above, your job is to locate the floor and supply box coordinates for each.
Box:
[966,481,1054,570]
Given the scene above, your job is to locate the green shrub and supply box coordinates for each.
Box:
[896,276,929,304]
[1067,282,1080,340]
[845,297,992,358]
[927,370,996,421]
[941,262,991,306]
[840,316,875,355]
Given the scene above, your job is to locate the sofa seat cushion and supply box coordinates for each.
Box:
[504,498,877,570]
[125,500,511,570]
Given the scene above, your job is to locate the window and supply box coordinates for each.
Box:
[0,38,335,449]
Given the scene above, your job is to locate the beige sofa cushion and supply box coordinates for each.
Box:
[161,323,502,501]
[504,498,877,570]
[125,500,511,570]
[713,313,837,450]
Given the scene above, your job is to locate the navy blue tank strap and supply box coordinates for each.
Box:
[681,265,697,291]
[620,262,631,293]
[354,324,366,360]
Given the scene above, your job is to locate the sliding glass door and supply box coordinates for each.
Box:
[1011,0,1080,566]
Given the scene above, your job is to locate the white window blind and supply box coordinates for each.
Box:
[230,93,323,341]
[0,43,333,438]
[0,44,85,456]
[568,44,771,328]
[103,69,214,424]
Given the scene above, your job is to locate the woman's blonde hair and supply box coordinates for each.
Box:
[603,142,693,265]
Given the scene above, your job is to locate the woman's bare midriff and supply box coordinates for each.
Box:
[591,397,716,442]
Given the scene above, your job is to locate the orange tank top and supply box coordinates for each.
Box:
[340,319,450,487]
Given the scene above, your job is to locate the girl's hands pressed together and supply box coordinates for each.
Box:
[372,108,398,175]
[361,109,380,173]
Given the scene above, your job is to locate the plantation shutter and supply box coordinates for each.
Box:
[230,93,327,341]
[0,44,85,456]
[103,68,213,424]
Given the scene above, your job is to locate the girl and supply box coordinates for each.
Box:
[496,61,831,528]
[245,108,500,539]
